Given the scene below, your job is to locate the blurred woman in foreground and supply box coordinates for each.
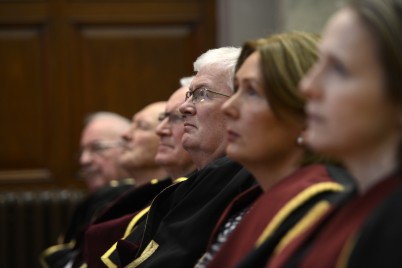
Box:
[267,0,402,267]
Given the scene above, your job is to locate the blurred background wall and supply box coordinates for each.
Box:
[282,0,340,33]
[218,0,339,46]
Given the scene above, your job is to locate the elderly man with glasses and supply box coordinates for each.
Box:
[61,78,198,268]
[41,104,172,268]
[78,112,133,191]
[100,47,256,268]
[155,77,197,179]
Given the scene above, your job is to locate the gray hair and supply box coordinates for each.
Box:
[193,47,241,92]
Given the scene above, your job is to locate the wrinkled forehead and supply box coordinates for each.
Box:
[190,65,231,93]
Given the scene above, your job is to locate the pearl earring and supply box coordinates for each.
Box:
[297,136,304,146]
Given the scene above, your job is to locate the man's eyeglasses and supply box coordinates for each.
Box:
[158,112,184,124]
[80,140,124,157]
[185,87,230,104]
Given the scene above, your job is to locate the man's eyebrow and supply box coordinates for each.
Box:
[190,82,208,91]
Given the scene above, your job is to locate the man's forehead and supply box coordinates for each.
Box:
[191,68,227,90]
[133,112,154,124]
[81,126,119,144]
[165,102,182,113]
[133,105,160,121]
[166,88,187,111]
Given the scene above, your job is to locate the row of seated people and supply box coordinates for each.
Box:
[42,0,402,266]
[41,80,195,266]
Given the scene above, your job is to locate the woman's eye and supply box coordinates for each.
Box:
[246,87,258,96]
[331,58,348,76]
[334,64,347,75]
[239,85,260,98]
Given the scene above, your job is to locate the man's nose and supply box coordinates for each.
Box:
[79,149,93,165]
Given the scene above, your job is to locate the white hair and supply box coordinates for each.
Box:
[193,47,241,92]
[180,76,194,87]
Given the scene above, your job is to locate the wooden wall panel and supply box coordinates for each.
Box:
[0,0,216,190]
[0,25,52,185]
[75,25,192,115]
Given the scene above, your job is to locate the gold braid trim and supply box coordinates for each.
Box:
[125,240,159,268]
[256,182,344,247]
[39,240,75,268]
[123,206,151,237]
[274,201,330,254]
[336,231,358,268]
[101,177,187,268]
[101,206,150,268]
[173,177,188,183]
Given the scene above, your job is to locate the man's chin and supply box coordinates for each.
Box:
[119,154,135,167]
[155,155,172,166]
[182,138,198,151]
[80,168,99,178]
[84,176,105,191]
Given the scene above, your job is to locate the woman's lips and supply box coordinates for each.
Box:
[307,111,324,126]
[226,129,240,142]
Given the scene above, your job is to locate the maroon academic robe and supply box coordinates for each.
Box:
[83,212,138,267]
[72,178,173,268]
[267,172,402,268]
[206,164,354,268]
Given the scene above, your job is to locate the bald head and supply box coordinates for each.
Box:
[79,112,131,192]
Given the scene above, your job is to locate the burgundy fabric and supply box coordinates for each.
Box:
[267,173,402,268]
[72,178,172,268]
[84,213,136,268]
[206,185,262,249]
[206,164,339,268]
